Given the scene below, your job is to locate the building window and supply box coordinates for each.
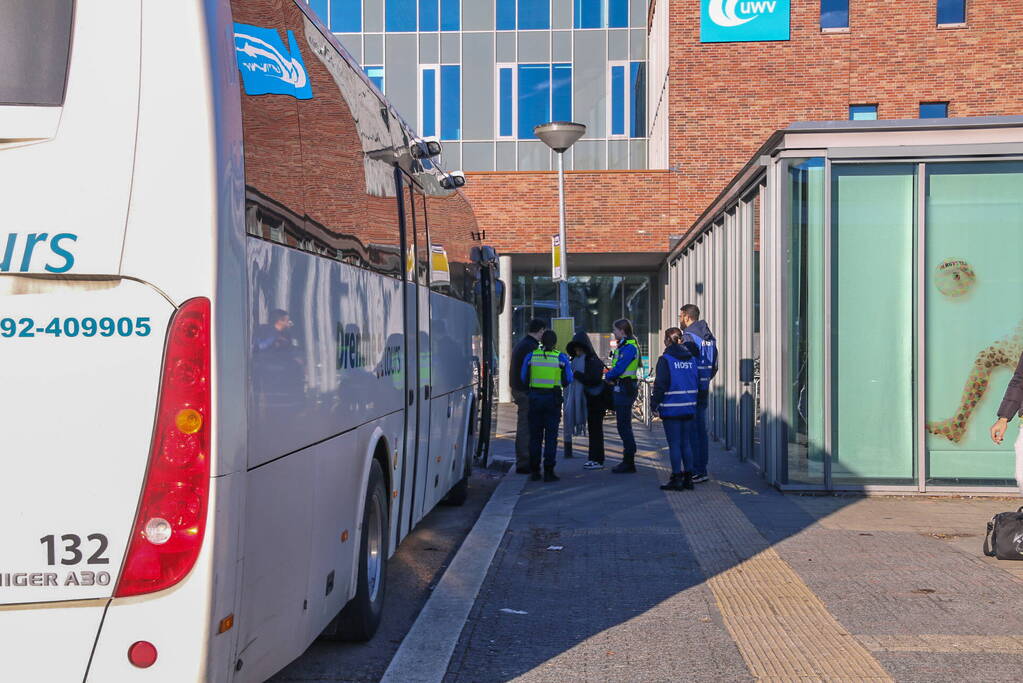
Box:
[497,0,515,30]
[630,62,645,137]
[609,61,645,137]
[307,0,328,22]
[421,67,437,137]
[497,64,517,138]
[552,63,572,122]
[849,104,877,121]
[574,0,628,28]
[820,0,849,29]
[518,64,551,139]
[387,0,417,31]
[920,101,949,118]
[440,65,461,140]
[494,0,552,30]
[937,0,966,24]
[419,0,438,31]
[514,63,572,139]
[363,65,384,92]
[441,0,460,30]
[518,0,551,30]
[420,65,461,140]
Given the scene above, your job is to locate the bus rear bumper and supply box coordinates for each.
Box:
[0,600,105,680]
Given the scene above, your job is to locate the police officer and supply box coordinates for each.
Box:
[606,318,641,473]
[651,327,701,491]
[680,304,718,483]
[521,329,572,481]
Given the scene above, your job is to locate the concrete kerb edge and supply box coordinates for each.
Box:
[380,471,527,683]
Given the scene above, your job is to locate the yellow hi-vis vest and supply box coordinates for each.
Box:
[610,338,640,379]
[528,349,563,389]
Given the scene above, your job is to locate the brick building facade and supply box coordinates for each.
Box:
[474,0,1023,254]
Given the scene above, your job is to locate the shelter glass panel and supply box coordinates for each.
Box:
[783,158,825,486]
[925,162,1023,487]
[831,165,916,484]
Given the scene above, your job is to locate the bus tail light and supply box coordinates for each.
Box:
[115,298,211,597]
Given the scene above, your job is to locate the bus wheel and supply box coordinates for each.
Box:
[322,459,388,641]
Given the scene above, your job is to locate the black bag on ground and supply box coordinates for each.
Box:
[983,506,1023,560]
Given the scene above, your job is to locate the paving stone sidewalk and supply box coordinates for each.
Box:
[452,406,1023,682]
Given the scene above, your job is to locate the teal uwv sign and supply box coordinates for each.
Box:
[700,0,791,43]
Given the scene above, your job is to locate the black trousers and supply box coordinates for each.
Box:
[586,400,606,463]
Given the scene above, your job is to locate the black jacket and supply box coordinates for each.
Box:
[568,331,605,395]
[997,350,1023,419]
[509,335,539,392]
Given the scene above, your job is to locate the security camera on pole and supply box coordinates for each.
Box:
[534,121,586,318]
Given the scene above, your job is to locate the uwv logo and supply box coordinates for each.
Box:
[708,0,777,27]
[233,23,313,100]
[701,0,789,42]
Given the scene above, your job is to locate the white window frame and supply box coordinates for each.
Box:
[363,65,384,93]
[606,60,630,139]
[418,64,440,139]
[494,62,518,140]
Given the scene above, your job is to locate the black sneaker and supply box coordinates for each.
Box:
[543,471,560,482]
[530,471,542,481]
[611,462,637,474]
[660,474,686,491]
[682,472,694,490]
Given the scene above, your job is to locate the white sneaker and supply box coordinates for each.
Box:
[691,474,709,483]
[583,460,605,470]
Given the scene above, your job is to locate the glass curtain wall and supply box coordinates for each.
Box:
[511,273,652,363]
[782,158,825,486]
[925,162,1023,487]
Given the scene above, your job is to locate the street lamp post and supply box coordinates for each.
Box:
[534,121,586,318]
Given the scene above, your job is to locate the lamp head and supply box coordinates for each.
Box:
[533,121,586,153]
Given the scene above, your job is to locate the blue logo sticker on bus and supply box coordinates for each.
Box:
[233,23,313,99]
[700,0,790,43]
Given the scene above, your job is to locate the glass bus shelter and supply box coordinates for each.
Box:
[661,116,1023,493]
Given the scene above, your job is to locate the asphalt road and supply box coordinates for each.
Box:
[269,468,503,683]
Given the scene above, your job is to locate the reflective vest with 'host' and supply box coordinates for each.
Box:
[528,349,564,389]
[609,338,640,379]
[659,355,700,418]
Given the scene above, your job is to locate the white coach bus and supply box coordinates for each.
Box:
[0,0,501,680]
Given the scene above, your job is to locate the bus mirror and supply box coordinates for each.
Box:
[440,170,466,190]
[410,137,442,160]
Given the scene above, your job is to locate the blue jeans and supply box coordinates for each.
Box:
[661,417,695,475]
[528,391,562,471]
[689,401,709,476]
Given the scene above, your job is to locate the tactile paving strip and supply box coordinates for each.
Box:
[646,450,893,681]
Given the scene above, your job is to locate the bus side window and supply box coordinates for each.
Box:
[232,1,306,242]
[291,6,402,278]
[425,191,478,302]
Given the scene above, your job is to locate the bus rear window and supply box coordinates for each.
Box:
[0,0,74,106]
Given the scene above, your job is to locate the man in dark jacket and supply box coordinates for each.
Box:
[510,319,546,473]
[680,304,718,483]
[989,350,1023,487]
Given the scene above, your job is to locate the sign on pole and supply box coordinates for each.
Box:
[552,235,564,282]
[552,317,575,356]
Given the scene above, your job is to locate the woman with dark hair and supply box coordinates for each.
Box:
[605,318,641,473]
[567,331,607,469]
[651,327,701,491]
